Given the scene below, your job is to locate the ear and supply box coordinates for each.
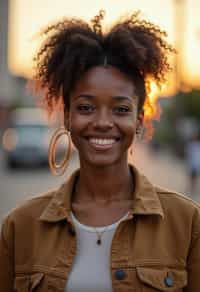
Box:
[136,110,144,129]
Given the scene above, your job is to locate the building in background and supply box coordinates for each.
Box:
[0,0,35,132]
[0,0,15,105]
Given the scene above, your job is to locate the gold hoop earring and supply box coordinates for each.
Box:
[48,127,72,176]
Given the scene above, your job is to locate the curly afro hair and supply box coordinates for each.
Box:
[32,10,175,137]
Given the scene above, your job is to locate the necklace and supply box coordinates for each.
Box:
[94,227,108,245]
[70,209,130,246]
[94,210,131,245]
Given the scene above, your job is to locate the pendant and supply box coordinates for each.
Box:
[97,239,101,245]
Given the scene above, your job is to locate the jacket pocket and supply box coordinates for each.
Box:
[14,273,44,292]
[136,267,187,291]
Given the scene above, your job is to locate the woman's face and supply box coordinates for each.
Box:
[65,66,142,167]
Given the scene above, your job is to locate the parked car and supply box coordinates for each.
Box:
[2,108,54,168]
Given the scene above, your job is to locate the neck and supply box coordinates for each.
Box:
[73,161,134,204]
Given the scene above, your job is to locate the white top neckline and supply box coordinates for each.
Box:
[70,210,130,233]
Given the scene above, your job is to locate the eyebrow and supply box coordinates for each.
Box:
[76,94,135,102]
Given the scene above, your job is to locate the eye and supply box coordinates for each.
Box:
[113,106,131,114]
[76,104,95,113]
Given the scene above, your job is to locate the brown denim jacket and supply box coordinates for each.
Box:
[1,165,200,292]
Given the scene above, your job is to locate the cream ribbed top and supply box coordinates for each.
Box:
[65,211,129,292]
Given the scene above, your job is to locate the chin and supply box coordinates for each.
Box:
[80,153,128,168]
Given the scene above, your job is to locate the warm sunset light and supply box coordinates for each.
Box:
[7,0,200,129]
[8,0,200,88]
[144,82,162,120]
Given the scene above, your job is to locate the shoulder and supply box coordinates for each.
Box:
[156,185,200,210]
[156,186,200,235]
[1,189,56,227]
[1,169,79,229]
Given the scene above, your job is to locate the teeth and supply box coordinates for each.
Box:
[89,138,116,145]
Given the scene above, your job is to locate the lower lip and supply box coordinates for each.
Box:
[88,140,117,151]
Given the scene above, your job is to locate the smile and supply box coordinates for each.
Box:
[90,138,116,145]
[87,137,119,150]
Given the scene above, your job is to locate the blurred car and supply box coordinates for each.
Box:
[2,108,54,168]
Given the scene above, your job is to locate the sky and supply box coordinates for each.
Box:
[8,0,200,90]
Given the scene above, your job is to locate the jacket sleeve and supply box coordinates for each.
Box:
[0,215,14,292]
[184,227,200,291]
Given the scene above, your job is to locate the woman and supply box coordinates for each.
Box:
[0,11,200,292]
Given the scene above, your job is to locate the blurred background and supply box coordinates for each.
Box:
[0,0,200,223]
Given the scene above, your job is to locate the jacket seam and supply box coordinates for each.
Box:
[111,259,186,268]
[15,264,67,278]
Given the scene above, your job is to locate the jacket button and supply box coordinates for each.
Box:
[115,269,126,280]
[68,227,75,236]
[164,276,173,287]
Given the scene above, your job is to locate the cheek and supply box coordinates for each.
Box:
[127,124,137,143]
[69,111,88,131]
[68,114,89,145]
[117,116,137,134]
[125,117,138,141]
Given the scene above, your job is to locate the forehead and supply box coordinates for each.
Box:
[71,66,136,98]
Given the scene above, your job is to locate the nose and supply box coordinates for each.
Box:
[93,108,114,131]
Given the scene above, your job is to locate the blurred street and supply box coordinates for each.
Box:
[1,143,199,224]
[0,149,79,223]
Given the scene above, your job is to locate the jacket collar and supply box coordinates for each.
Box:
[130,165,164,218]
[39,164,164,223]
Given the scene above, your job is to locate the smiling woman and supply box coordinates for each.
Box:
[1,10,200,292]
[67,66,138,168]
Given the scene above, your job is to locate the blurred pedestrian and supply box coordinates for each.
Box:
[0,10,200,292]
[185,131,200,194]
